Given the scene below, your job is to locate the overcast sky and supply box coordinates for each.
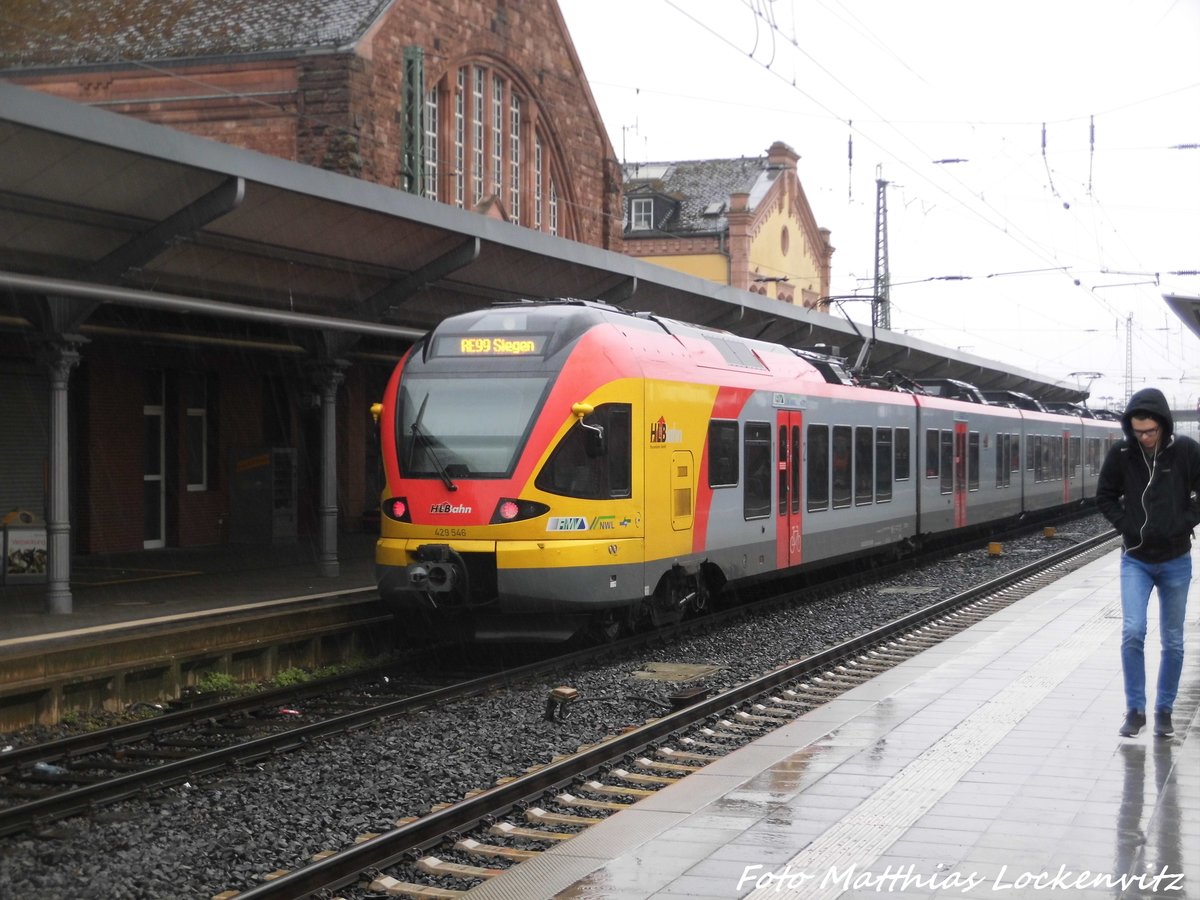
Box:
[558,0,1200,413]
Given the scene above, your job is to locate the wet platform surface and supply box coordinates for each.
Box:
[471,544,1200,899]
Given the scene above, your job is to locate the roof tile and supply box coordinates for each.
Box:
[0,0,392,66]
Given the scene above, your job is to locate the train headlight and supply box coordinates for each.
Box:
[489,497,550,524]
[383,497,411,522]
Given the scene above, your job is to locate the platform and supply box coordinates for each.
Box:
[0,532,377,649]
[471,544,1200,899]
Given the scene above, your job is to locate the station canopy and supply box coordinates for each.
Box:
[1164,294,1200,343]
[0,82,1088,402]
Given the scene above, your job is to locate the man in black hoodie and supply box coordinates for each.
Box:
[1097,387,1200,738]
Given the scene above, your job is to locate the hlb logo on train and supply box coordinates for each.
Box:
[430,502,472,514]
[650,416,681,444]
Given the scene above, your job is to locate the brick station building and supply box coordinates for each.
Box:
[0,0,621,559]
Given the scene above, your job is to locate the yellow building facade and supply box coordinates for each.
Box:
[623,142,834,309]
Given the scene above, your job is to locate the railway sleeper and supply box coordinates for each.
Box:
[713,719,764,734]
[24,771,108,785]
[610,767,679,787]
[677,735,735,752]
[489,821,575,842]
[634,756,702,773]
[4,786,60,799]
[816,673,866,687]
[555,792,631,812]
[865,655,913,669]
[525,806,602,826]
[750,703,799,718]
[765,694,812,708]
[454,837,542,862]
[656,746,719,763]
[791,682,843,696]
[416,856,504,880]
[848,660,893,675]
[368,873,466,898]
[114,747,200,760]
[701,725,758,741]
[580,779,655,798]
[733,710,784,726]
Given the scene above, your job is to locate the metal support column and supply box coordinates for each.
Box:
[309,359,348,577]
[41,336,85,613]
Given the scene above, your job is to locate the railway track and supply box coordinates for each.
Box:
[0,658,509,838]
[0,519,1110,848]
[216,530,1121,900]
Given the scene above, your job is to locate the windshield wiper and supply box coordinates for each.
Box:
[407,394,457,491]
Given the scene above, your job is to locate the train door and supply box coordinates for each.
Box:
[954,421,968,528]
[776,411,802,568]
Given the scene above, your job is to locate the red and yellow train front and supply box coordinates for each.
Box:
[374,304,647,639]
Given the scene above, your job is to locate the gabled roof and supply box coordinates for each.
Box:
[0,0,393,67]
[623,156,779,235]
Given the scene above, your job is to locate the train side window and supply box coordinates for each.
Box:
[535,402,631,499]
[1087,437,1102,475]
[832,425,852,508]
[1070,436,1081,478]
[939,430,954,495]
[708,420,739,488]
[1010,435,1021,475]
[608,405,632,497]
[743,422,771,519]
[894,428,910,481]
[925,428,939,478]
[875,428,893,502]
[968,431,980,491]
[790,424,801,514]
[807,424,829,512]
[995,433,1010,488]
[778,425,789,516]
[855,426,873,505]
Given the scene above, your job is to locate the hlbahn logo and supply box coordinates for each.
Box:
[430,502,472,514]
[650,416,668,443]
[650,416,682,444]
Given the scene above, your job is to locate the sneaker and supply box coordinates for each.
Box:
[1119,709,1146,736]
[1154,711,1174,737]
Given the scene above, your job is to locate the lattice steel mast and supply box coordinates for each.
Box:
[874,166,891,331]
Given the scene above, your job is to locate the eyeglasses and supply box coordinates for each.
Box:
[1132,426,1160,438]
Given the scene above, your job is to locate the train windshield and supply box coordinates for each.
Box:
[398,374,549,478]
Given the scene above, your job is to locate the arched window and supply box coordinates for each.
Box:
[422,61,568,238]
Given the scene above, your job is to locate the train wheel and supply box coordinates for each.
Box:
[649,570,690,629]
[588,607,633,643]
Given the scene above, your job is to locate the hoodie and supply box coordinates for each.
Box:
[1096,387,1200,562]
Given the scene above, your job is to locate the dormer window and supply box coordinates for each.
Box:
[631,197,653,231]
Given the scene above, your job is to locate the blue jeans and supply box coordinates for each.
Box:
[1120,551,1192,712]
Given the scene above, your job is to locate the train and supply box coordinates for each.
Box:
[373,299,1122,641]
